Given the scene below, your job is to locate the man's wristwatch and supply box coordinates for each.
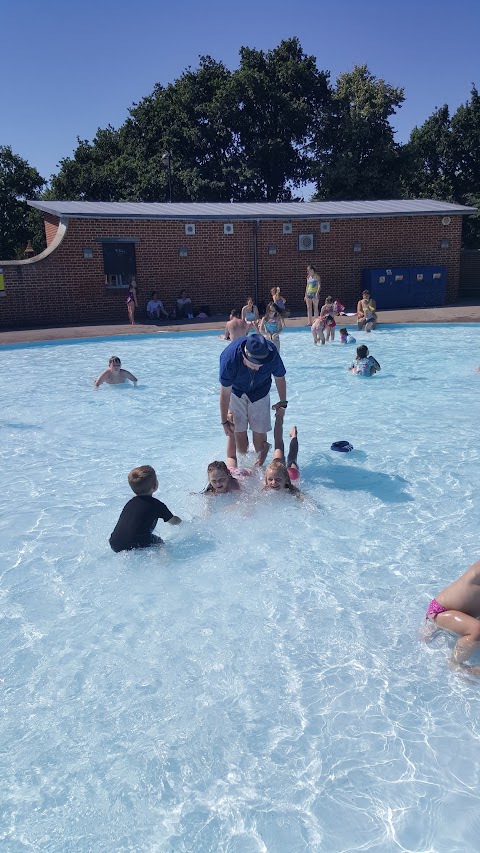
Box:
[278,401,288,408]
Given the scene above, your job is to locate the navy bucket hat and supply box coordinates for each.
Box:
[331,441,353,452]
[242,334,275,365]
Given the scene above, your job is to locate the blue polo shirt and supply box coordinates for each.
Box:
[219,337,286,402]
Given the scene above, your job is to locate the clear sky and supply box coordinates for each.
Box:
[2,0,479,191]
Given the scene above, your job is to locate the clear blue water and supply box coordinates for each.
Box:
[1,324,480,853]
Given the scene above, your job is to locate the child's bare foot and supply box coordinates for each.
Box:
[290,426,297,439]
[255,441,271,467]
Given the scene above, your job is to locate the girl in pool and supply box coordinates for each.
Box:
[348,344,381,376]
[311,314,326,345]
[259,302,284,351]
[126,278,138,325]
[425,559,480,674]
[339,327,356,344]
[204,414,269,494]
[263,411,301,496]
[320,296,336,342]
[241,297,260,335]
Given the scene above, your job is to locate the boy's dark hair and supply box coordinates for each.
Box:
[230,309,241,318]
[356,345,369,359]
[339,328,347,335]
[128,465,157,495]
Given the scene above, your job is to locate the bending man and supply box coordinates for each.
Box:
[219,333,287,464]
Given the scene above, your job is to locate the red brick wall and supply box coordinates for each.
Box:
[0,213,464,328]
[44,214,60,247]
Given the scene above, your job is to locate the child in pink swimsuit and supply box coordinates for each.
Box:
[263,411,301,496]
[426,559,480,673]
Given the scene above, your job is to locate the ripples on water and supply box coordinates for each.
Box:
[1,325,480,852]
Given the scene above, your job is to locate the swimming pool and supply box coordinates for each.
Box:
[1,324,480,852]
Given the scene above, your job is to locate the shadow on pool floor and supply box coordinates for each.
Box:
[302,458,413,503]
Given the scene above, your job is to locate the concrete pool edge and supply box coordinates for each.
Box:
[1,301,480,345]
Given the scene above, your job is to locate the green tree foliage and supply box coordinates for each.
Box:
[403,86,480,246]
[312,64,405,200]
[0,146,45,259]
[228,39,331,200]
[51,39,331,203]
[402,105,455,199]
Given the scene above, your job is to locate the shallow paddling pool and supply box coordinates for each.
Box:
[1,325,480,852]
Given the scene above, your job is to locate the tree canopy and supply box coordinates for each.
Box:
[3,38,480,257]
[402,86,480,245]
[0,146,45,259]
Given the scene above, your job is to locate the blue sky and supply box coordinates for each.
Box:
[2,0,479,192]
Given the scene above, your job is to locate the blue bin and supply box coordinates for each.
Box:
[362,268,411,309]
[411,266,447,307]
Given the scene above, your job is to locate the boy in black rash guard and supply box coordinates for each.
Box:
[109,465,181,553]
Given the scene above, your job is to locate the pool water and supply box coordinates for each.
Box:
[1,325,480,852]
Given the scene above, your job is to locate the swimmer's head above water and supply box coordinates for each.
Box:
[204,461,239,495]
[264,460,300,495]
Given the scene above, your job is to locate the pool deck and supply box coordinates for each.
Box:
[1,301,480,345]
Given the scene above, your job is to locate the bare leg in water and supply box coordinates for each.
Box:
[273,410,299,475]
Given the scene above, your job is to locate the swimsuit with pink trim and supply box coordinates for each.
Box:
[425,598,448,620]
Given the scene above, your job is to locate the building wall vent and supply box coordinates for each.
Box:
[224,223,234,235]
[320,222,331,234]
[283,223,293,235]
[185,223,196,236]
[298,233,314,251]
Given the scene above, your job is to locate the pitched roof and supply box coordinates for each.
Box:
[28,198,476,220]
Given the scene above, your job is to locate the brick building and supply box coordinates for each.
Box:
[0,199,475,328]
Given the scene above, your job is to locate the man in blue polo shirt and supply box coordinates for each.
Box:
[219,333,287,462]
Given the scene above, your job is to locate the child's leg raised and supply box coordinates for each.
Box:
[272,409,286,462]
[286,426,299,470]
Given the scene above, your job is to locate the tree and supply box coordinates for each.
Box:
[402,86,480,246]
[229,38,331,200]
[0,146,45,259]
[50,40,332,203]
[312,64,405,200]
[401,105,455,199]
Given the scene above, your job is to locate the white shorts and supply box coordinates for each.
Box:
[229,392,272,434]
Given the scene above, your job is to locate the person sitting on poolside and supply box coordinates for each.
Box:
[147,291,169,320]
[425,559,480,675]
[357,290,377,332]
[176,290,193,319]
[95,356,137,387]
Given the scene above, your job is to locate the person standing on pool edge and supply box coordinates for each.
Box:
[219,333,287,465]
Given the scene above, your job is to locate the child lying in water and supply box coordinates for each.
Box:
[426,559,480,674]
[204,413,270,495]
[263,410,301,497]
